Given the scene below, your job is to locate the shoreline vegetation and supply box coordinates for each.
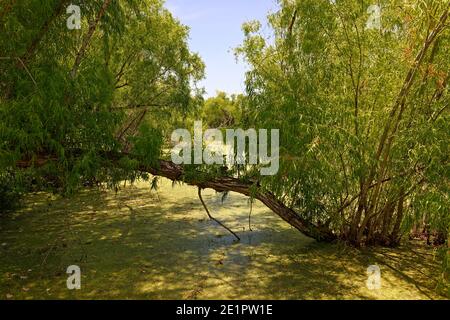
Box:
[1,0,449,300]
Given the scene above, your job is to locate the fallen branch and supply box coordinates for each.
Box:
[198,188,240,241]
[16,150,337,242]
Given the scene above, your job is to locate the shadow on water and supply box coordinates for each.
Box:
[0,179,446,300]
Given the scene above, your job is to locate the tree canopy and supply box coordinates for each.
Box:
[236,0,449,246]
[1,0,203,197]
[1,0,448,251]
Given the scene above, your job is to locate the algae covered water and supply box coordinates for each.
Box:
[0,178,445,299]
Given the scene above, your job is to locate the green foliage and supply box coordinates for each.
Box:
[0,0,204,193]
[201,92,245,128]
[131,123,163,167]
[236,0,450,245]
[1,0,448,252]
[0,172,22,213]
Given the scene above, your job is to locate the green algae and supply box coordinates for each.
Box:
[0,178,446,300]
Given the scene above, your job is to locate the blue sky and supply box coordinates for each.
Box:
[164,0,278,97]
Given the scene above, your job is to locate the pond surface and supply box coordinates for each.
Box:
[0,178,446,299]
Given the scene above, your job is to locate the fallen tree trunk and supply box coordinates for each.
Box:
[141,159,336,242]
[16,152,336,242]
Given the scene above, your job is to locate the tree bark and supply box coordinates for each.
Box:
[16,152,336,242]
[139,159,336,241]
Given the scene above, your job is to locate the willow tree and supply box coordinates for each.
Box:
[1,0,203,199]
[236,0,449,246]
[1,0,449,248]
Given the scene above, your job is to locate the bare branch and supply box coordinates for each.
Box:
[198,188,240,241]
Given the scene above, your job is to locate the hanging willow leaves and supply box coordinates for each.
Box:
[1,0,448,252]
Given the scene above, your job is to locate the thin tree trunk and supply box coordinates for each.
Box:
[353,5,449,246]
[71,0,112,77]
[390,193,405,246]
[20,0,70,67]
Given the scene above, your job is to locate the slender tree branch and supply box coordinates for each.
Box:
[198,188,240,241]
[15,150,336,242]
[71,0,112,77]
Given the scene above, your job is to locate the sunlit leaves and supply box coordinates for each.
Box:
[237,0,449,242]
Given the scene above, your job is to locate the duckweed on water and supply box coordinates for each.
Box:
[0,178,446,300]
